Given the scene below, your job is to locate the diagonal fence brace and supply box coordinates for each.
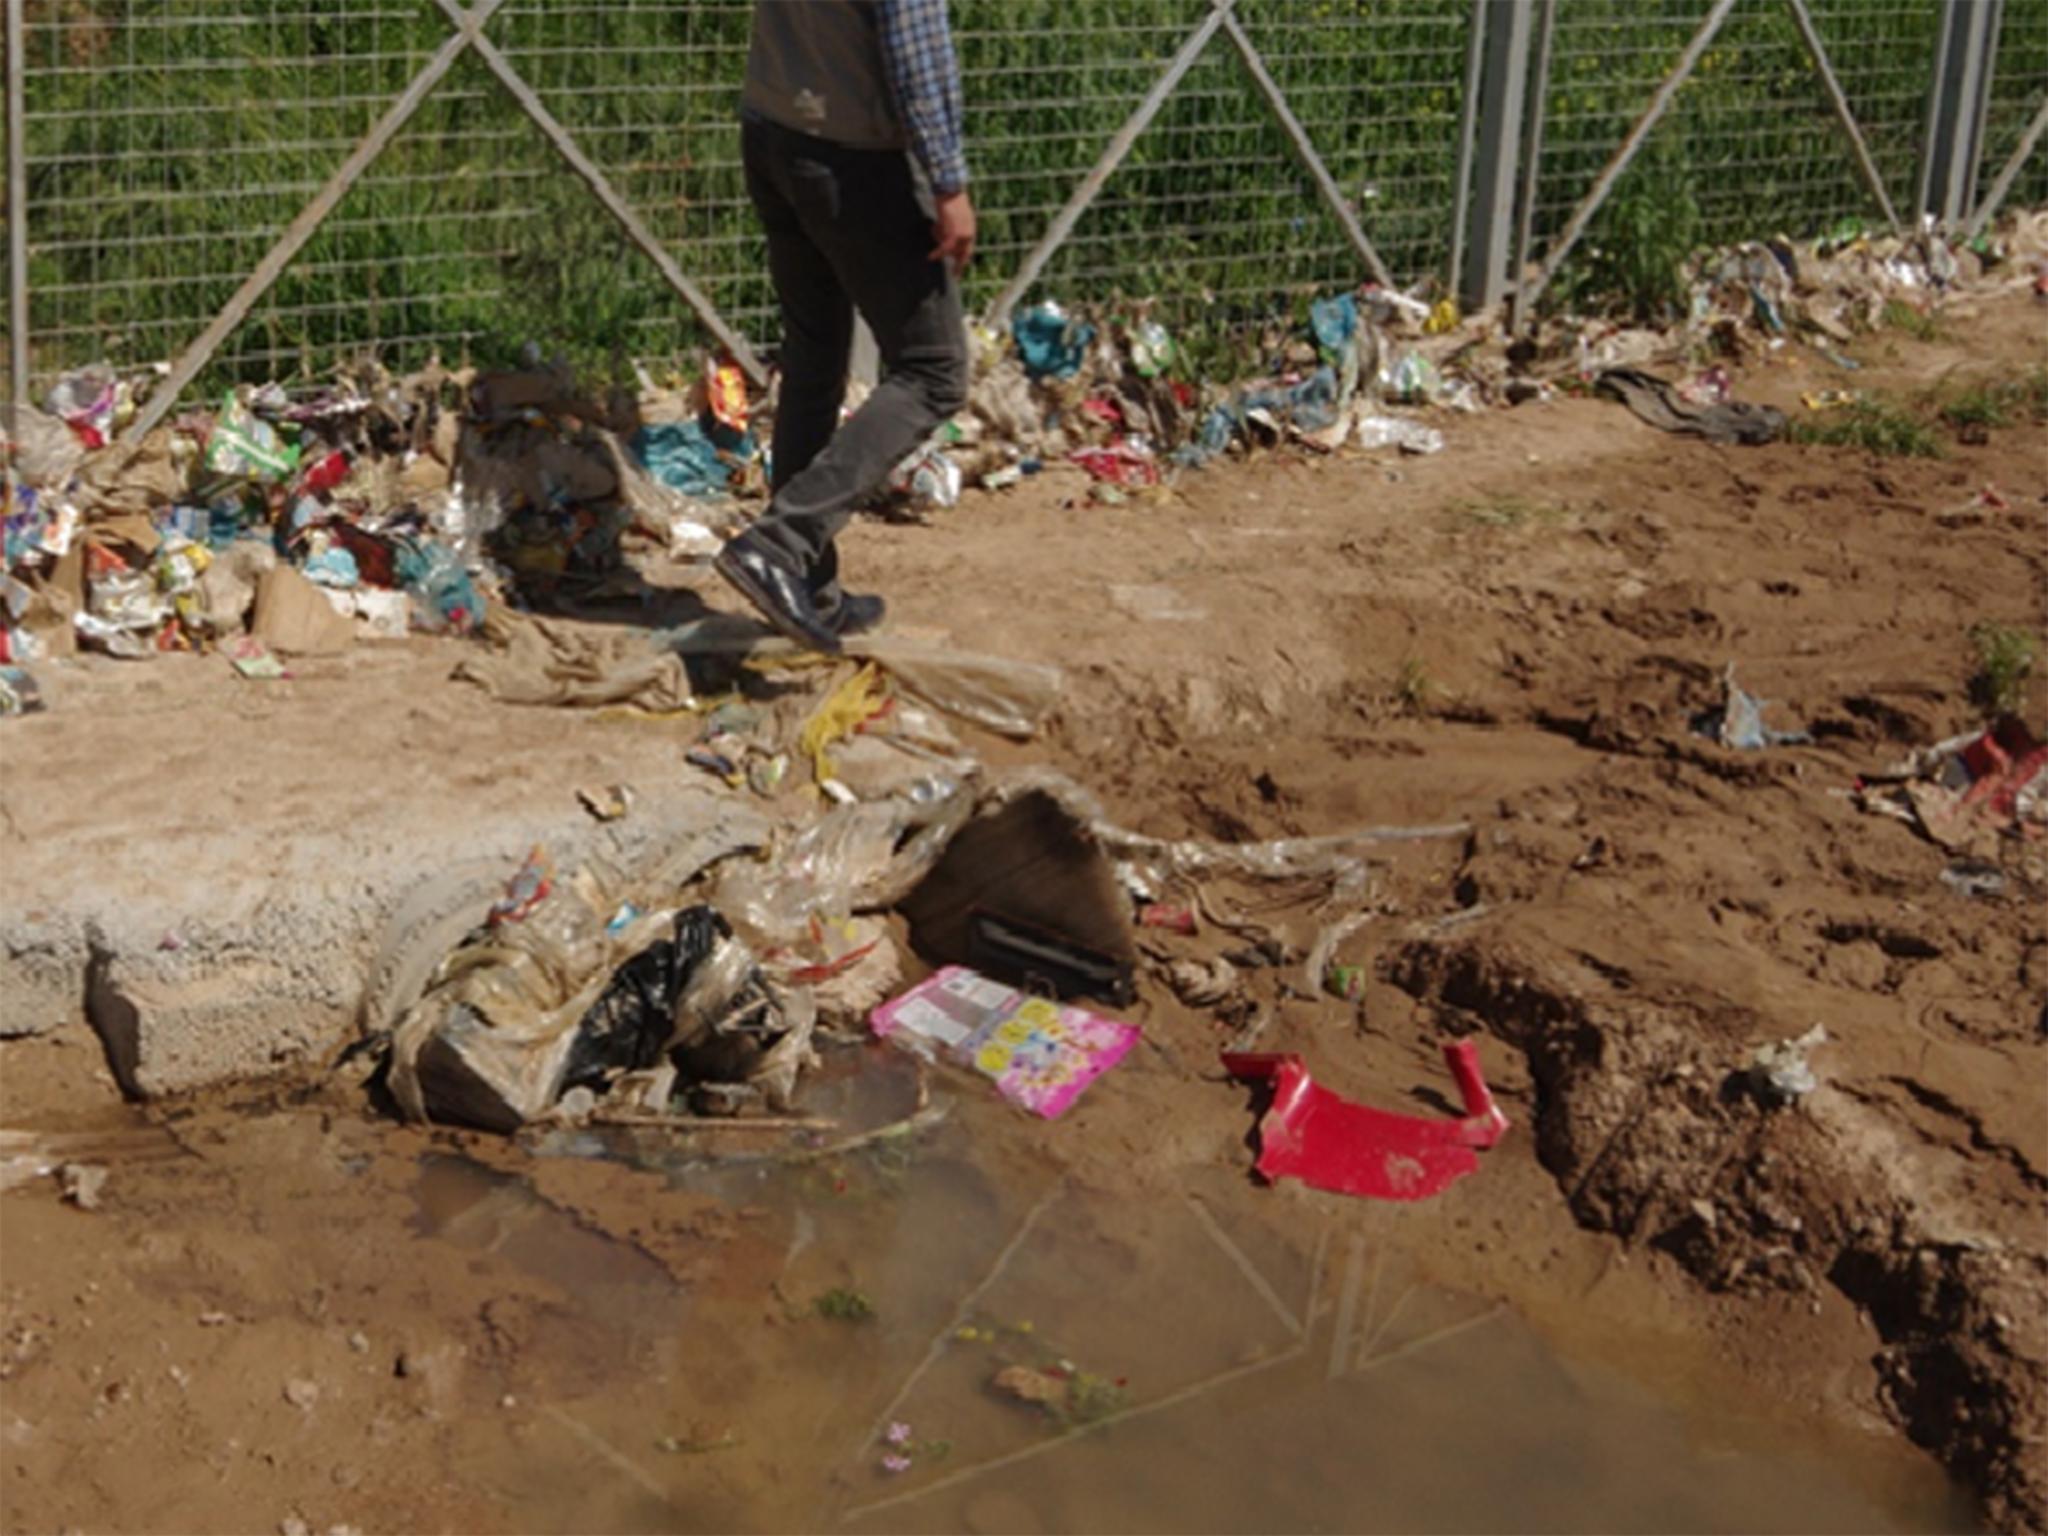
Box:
[1220,8,1393,290]
[1968,95,2048,238]
[426,0,765,386]
[1786,0,1903,235]
[1520,0,1739,317]
[124,0,510,446]
[986,0,1236,331]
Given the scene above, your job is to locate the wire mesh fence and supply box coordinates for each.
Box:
[1532,0,1945,314]
[1984,0,2048,213]
[3,0,2043,410]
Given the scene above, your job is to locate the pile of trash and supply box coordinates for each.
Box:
[1539,211,2048,423]
[1855,716,2047,862]
[1,355,760,681]
[11,210,2041,688]
[885,210,2048,509]
[917,285,1465,510]
[381,624,1492,1191]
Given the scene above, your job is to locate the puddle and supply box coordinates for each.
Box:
[525,1040,933,1203]
[412,1154,679,1306]
[407,1073,1974,1535]
[827,1177,1972,1536]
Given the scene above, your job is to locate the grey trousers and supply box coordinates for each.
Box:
[740,113,970,614]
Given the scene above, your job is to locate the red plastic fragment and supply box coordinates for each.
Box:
[1221,1041,1507,1202]
[1137,903,1197,934]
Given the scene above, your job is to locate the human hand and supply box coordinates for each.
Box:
[931,190,976,276]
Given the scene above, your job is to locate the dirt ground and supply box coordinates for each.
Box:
[1,295,2044,1534]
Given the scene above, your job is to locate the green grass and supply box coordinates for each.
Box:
[1929,368,2048,435]
[1936,382,2016,432]
[2019,366,2048,421]
[1447,495,1571,530]
[7,0,1988,395]
[1788,397,1946,458]
[1967,623,2039,720]
[1881,300,1947,343]
[1394,657,1435,715]
[813,1286,876,1323]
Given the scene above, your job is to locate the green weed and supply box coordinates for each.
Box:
[1881,300,1946,343]
[1394,657,1435,715]
[1967,623,2039,720]
[1553,140,1702,324]
[1449,496,1569,530]
[1936,381,2016,432]
[2016,366,2048,421]
[1054,1371,1128,1429]
[1930,368,2048,436]
[813,1286,876,1323]
[1788,397,1944,458]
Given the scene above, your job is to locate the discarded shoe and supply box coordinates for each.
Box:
[715,534,842,654]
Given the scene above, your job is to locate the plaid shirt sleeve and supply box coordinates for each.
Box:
[877,0,969,195]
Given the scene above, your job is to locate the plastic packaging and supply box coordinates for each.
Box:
[205,391,301,483]
[889,445,963,509]
[1013,302,1095,381]
[712,778,973,953]
[44,368,118,450]
[706,355,751,434]
[872,965,1139,1119]
[398,538,484,635]
[0,664,44,717]
[1354,414,1445,456]
[844,634,1063,741]
[1070,440,1160,487]
[988,767,1468,887]
[1746,1024,1826,1106]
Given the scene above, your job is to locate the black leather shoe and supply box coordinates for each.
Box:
[829,592,887,638]
[714,536,843,654]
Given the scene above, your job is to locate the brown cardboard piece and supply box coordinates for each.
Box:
[15,544,84,660]
[252,565,355,657]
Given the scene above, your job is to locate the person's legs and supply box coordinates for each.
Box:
[719,119,860,649]
[743,119,853,558]
[739,127,968,613]
[767,145,969,539]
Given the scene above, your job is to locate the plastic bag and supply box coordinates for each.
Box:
[7,407,87,489]
[1128,320,1175,378]
[205,391,301,483]
[844,634,1062,740]
[1354,415,1445,456]
[1013,302,1095,381]
[398,539,484,635]
[712,778,973,953]
[889,445,963,509]
[563,906,724,1095]
[1310,292,1359,353]
[387,862,644,1130]
[989,768,1468,886]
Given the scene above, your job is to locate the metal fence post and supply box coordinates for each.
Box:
[1918,0,2003,227]
[1458,0,1533,314]
[5,0,27,435]
[1446,0,1489,304]
[1506,0,1556,332]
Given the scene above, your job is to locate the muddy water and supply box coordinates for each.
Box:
[409,1073,1973,1536]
